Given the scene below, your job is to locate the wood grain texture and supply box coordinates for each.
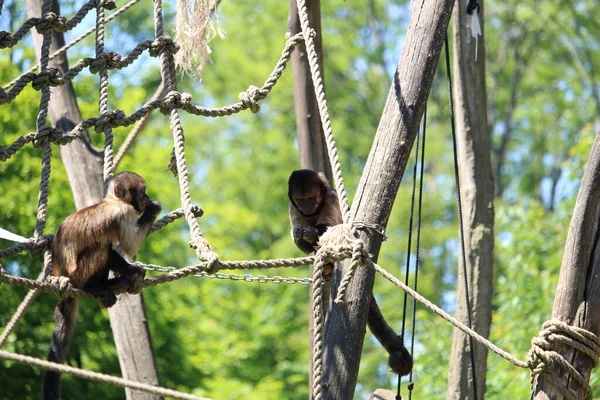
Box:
[26,1,162,398]
[446,1,494,399]
[534,133,600,399]
[321,0,455,397]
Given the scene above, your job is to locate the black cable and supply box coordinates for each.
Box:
[407,107,426,400]
[444,34,479,400]
[398,109,421,399]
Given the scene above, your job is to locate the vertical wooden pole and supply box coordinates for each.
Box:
[447,0,494,398]
[321,0,455,397]
[533,132,600,399]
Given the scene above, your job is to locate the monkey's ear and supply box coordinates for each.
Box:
[113,182,127,199]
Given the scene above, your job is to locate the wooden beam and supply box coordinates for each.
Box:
[321,0,455,398]
[533,132,600,399]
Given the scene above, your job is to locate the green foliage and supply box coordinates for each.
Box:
[1,0,600,398]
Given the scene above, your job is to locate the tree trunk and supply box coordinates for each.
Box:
[447,1,494,399]
[26,1,162,398]
[533,131,600,399]
[321,0,455,397]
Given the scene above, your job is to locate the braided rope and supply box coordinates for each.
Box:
[96,0,115,190]
[527,320,600,400]
[0,272,44,348]
[153,0,216,262]
[2,0,142,91]
[0,34,303,162]
[310,252,326,400]
[0,205,202,261]
[0,349,212,400]
[294,0,351,223]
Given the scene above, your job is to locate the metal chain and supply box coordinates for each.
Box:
[139,263,312,285]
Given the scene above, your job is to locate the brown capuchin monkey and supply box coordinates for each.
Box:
[43,171,161,400]
[288,169,413,376]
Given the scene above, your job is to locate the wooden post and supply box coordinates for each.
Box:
[533,132,600,399]
[26,1,162,398]
[321,0,455,397]
[288,0,331,394]
[447,0,494,398]
[288,0,331,177]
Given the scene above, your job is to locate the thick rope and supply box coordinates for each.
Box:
[310,252,325,400]
[527,320,600,400]
[114,83,164,168]
[0,349,212,400]
[154,0,216,262]
[0,206,202,262]
[96,0,115,190]
[0,272,43,348]
[0,34,303,162]
[294,0,351,223]
[2,0,142,91]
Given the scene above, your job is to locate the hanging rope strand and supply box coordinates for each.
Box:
[294,0,351,223]
[407,107,427,400]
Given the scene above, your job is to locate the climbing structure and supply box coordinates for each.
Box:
[1,0,599,399]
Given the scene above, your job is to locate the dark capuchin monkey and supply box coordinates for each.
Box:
[43,171,161,400]
[288,169,413,376]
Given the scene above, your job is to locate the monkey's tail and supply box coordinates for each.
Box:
[43,297,78,400]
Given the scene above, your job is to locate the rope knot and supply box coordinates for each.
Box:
[526,319,600,400]
[149,36,180,57]
[0,31,14,49]
[160,91,192,114]
[89,51,121,73]
[94,109,126,132]
[238,85,262,113]
[99,0,117,10]
[32,68,62,90]
[36,13,67,34]
[33,126,63,147]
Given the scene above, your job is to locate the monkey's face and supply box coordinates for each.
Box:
[110,173,151,214]
[293,189,322,216]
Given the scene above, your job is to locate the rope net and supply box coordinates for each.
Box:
[0,0,598,399]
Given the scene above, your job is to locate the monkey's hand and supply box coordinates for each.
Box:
[138,200,162,225]
[292,225,319,254]
[293,225,318,244]
[387,336,413,376]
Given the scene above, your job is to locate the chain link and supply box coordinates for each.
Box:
[137,262,312,285]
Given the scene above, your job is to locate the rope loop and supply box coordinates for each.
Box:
[89,51,121,73]
[238,85,262,113]
[99,0,117,10]
[36,13,67,34]
[526,319,600,400]
[0,31,14,49]
[149,35,180,57]
[94,109,127,132]
[32,68,62,90]
[160,91,192,114]
[33,126,63,147]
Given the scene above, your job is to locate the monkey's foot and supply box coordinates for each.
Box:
[388,337,413,376]
[126,269,145,294]
[99,292,117,308]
